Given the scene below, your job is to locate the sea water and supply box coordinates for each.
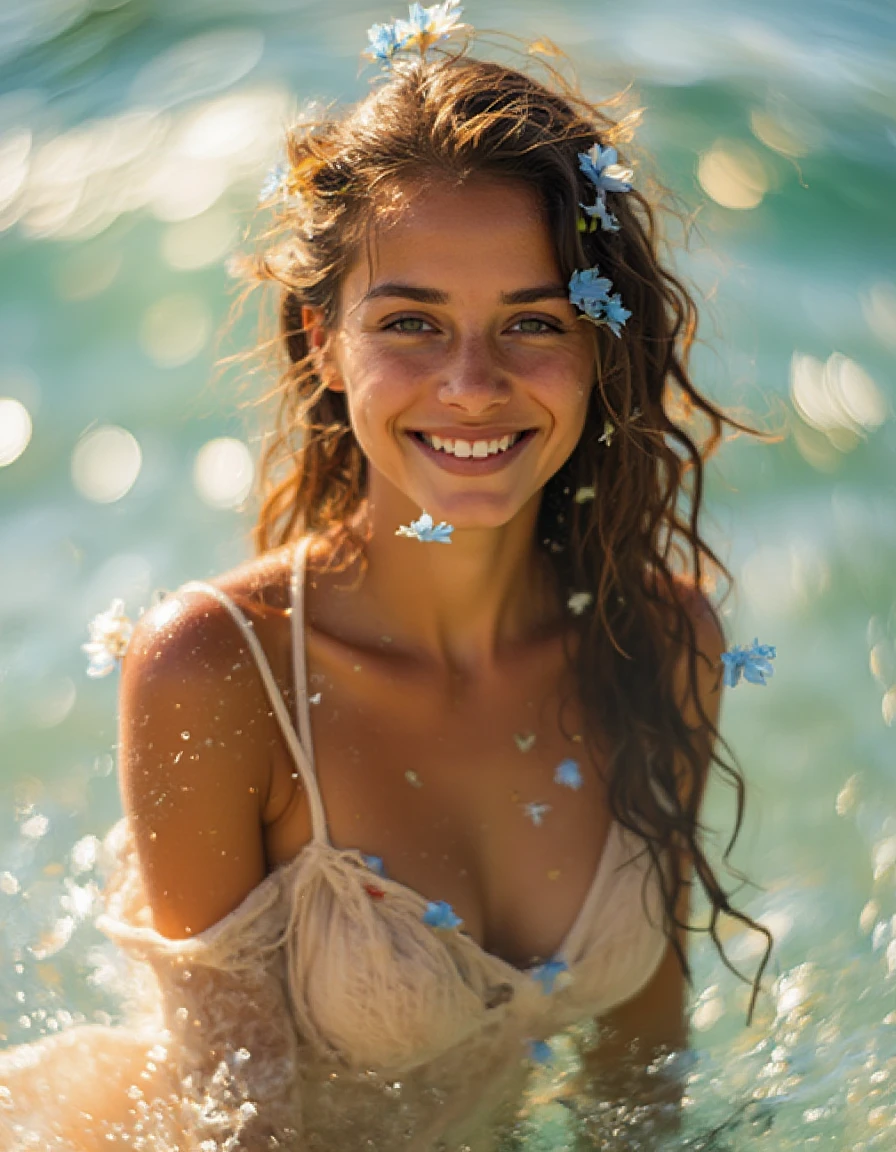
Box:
[1,0,894,1147]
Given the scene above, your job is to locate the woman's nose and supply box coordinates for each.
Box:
[436,336,510,415]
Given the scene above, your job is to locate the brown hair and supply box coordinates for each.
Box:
[238,48,771,1013]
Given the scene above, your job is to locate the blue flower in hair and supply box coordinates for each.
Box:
[578,145,633,195]
[569,269,629,338]
[581,195,620,233]
[568,267,612,314]
[602,294,633,338]
[423,900,463,930]
[721,639,777,688]
[366,21,411,61]
[368,2,465,63]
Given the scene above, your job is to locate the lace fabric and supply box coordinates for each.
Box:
[1,538,669,1151]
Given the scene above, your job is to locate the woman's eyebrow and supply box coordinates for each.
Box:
[361,282,569,305]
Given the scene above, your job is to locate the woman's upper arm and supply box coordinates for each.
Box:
[118,594,275,940]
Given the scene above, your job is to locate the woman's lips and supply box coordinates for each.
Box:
[408,429,536,474]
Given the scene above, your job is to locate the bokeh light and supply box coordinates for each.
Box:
[71,424,142,503]
[697,141,769,210]
[193,436,254,509]
[0,397,33,466]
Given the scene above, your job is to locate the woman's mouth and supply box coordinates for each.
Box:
[412,430,534,460]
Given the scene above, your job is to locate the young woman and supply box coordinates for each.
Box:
[0,8,772,1150]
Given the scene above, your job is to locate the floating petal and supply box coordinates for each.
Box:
[528,1039,553,1064]
[361,854,386,877]
[396,511,454,543]
[554,759,583,790]
[721,639,777,688]
[524,802,552,828]
[514,732,536,753]
[531,958,570,994]
[422,899,463,930]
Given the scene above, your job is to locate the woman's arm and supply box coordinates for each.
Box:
[573,589,725,1144]
[113,592,305,1148]
[119,592,274,938]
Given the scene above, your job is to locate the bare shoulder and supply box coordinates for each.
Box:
[118,546,297,939]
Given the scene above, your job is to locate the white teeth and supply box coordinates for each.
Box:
[420,432,523,458]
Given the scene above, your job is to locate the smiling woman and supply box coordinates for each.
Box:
[0,7,773,1151]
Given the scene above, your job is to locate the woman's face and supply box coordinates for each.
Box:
[313,177,595,530]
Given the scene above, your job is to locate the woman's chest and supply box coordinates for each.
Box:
[265,638,613,970]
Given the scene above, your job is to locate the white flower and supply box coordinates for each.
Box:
[82,599,133,678]
[567,592,593,616]
[395,2,466,54]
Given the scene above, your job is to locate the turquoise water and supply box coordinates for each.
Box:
[1,0,894,1146]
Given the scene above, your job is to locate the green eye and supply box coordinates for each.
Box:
[388,317,431,333]
[513,317,562,335]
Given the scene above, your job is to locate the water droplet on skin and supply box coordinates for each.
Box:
[404,770,423,788]
[181,731,190,740]
[149,831,157,841]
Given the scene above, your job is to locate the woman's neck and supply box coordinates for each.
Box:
[343,488,561,676]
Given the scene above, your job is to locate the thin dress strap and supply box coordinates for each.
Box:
[179,562,330,844]
[290,536,330,844]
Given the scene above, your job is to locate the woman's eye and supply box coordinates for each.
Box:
[385,316,434,334]
[511,317,562,335]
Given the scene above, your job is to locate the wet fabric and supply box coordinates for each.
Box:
[7,538,669,1150]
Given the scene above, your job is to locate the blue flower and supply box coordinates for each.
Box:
[365,21,410,61]
[531,958,570,995]
[422,900,463,930]
[258,161,288,204]
[568,268,612,316]
[569,269,629,338]
[578,144,633,195]
[554,759,583,790]
[361,854,386,877]
[395,512,454,543]
[721,639,777,688]
[601,294,632,338]
[527,1039,553,1064]
[581,195,620,233]
[523,802,552,828]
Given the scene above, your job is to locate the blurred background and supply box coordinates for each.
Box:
[0,0,894,1146]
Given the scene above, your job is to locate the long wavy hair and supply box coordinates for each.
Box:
[236,47,771,1013]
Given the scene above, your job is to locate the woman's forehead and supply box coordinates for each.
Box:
[342,178,562,304]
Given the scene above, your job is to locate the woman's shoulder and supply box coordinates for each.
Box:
[124,545,299,680]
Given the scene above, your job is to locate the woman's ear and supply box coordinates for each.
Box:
[301,305,345,393]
